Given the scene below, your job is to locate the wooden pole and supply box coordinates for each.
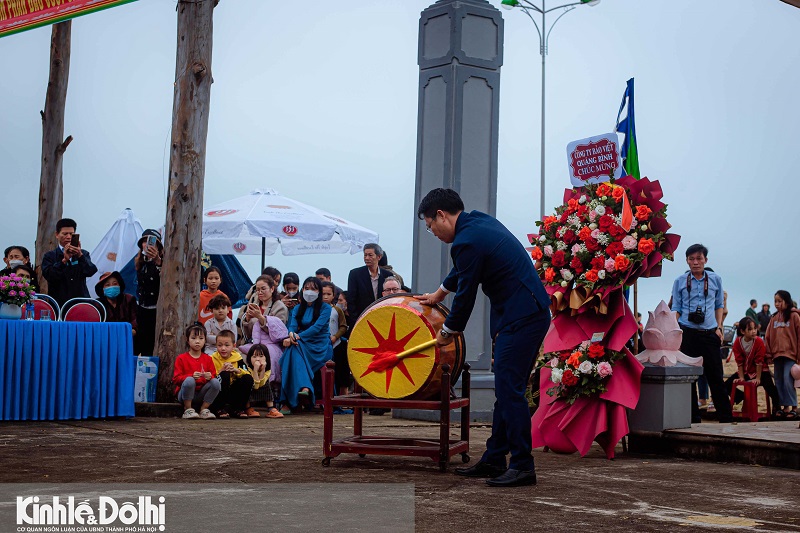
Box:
[154,0,216,400]
[35,21,72,293]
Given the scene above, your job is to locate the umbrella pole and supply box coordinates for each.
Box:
[261,238,266,273]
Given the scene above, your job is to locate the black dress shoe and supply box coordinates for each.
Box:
[486,468,537,487]
[454,461,506,478]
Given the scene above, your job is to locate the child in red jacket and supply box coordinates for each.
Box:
[725,317,779,412]
[173,323,221,419]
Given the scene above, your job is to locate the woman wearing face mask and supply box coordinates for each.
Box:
[95,271,138,339]
[280,272,301,312]
[278,277,333,413]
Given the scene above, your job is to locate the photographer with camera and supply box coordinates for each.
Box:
[41,218,98,306]
[671,244,732,424]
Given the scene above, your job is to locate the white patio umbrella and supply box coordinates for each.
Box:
[202,189,379,270]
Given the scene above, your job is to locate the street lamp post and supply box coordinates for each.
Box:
[501,0,600,221]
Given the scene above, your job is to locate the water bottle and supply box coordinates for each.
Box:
[25,301,35,321]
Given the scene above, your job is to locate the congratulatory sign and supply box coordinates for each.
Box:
[0,0,137,38]
[566,132,623,186]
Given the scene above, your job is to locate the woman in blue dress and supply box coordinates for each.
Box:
[279,277,333,412]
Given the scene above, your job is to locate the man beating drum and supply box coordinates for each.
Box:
[415,188,551,487]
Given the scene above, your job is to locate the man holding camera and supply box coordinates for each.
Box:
[41,218,98,306]
[671,243,732,423]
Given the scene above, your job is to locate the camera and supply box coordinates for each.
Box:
[688,306,705,324]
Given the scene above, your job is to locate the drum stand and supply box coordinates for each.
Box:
[321,361,471,472]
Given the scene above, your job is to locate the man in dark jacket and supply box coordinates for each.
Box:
[345,243,391,327]
[41,218,98,306]
[757,303,772,337]
[416,188,551,487]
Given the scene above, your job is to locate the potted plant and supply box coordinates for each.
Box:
[0,273,35,320]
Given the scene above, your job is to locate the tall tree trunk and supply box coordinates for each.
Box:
[155,0,215,401]
[36,21,72,292]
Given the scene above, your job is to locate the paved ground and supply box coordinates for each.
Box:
[2,413,799,532]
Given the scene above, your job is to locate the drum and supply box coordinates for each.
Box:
[347,294,466,400]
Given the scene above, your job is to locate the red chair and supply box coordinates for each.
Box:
[61,298,106,322]
[730,379,772,422]
[20,295,60,320]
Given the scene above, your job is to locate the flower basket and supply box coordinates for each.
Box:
[0,273,35,307]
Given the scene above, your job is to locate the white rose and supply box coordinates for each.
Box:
[539,235,547,243]
[560,269,574,281]
[578,360,594,374]
[601,196,608,200]
[632,232,638,239]
[589,223,598,230]
[598,270,606,279]
[550,368,564,384]
[560,280,568,287]
[579,195,587,204]
[640,224,648,231]
[594,205,606,216]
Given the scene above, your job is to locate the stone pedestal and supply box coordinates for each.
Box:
[628,364,704,432]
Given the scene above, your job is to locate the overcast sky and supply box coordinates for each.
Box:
[1,0,798,327]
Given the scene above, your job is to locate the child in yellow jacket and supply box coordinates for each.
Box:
[209,329,253,419]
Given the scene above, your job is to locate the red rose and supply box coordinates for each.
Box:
[559,211,570,223]
[598,214,614,231]
[590,255,605,270]
[567,198,579,212]
[585,269,599,282]
[612,187,625,203]
[596,183,612,197]
[606,241,624,257]
[551,250,567,267]
[608,224,626,239]
[530,246,543,260]
[562,369,578,386]
[559,351,570,362]
[585,237,600,252]
[588,344,605,359]
[563,230,577,244]
[577,204,589,217]
[543,216,558,230]
[615,254,631,271]
[578,227,592,242]
[544,268,556,282]
[635,205,652,221]
[638,238,656,255]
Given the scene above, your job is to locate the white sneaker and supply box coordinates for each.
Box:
[182,408,200,419]
[199,409,216,419]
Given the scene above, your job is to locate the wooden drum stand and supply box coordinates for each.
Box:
[321,361,471,472]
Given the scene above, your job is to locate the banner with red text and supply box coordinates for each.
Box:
[0,0,137,38]
[566,132,623,186]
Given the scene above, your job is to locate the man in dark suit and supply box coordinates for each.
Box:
[416,188,550,487]
[41,218,98,306]
[345,243,391,327]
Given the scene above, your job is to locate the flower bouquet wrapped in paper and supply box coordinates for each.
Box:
[530,175,680,458]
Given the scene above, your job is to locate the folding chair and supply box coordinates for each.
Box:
[61,298,106,322]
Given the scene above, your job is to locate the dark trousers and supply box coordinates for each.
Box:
[135,306,157,356]
[682,327,733,422]
[210,373,254,413]
[724,372,779,410]
[483,310,550,472]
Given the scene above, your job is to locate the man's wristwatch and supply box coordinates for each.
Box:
[439,329,452,339]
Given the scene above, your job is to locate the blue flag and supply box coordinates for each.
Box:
[615,78,640,179]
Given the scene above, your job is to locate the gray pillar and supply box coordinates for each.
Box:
[403,0,503,422]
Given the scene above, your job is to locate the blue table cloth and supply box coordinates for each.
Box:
[0,320,136,420]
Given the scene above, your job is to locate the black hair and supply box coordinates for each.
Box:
[246,343,271,370]
[12,264,36,282]
[378,252,388,267]
[363,243,383,257]
[262,266,281,279]
[736,317,757,336]
[315,267,331,278]
[685,243,708,258]
[295,276,323,327]
[216,329,236,342]
[207,293,231,310]
[56,218,77,233]
[749,299,757,306]
[283,272,300,287]
[203,266,222,281]
[185,322,206,342]
[775,290,794,322]
[417,188,465,220]
[4,245,30,259]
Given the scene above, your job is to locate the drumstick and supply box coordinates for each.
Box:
[394,339,437,361]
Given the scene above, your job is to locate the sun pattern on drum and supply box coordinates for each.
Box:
[349,305,437,399]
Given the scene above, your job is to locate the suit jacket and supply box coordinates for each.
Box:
[41,247,98,306]
[442,210,550,337]
[346,265,392,323]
